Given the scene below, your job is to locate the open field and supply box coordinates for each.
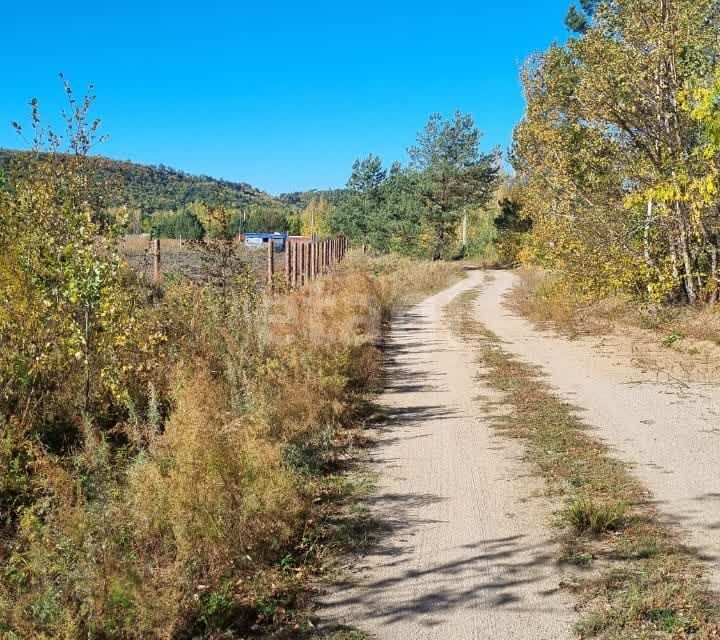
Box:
[121,235,275,283]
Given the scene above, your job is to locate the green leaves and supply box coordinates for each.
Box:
[330,113,499,259]
[409,112,499,259]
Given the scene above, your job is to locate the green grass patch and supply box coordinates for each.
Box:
[562,497,627,535]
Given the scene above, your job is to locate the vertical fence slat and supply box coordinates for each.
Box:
[310,236,316,280]
[267,239,274,289]
[301,242,307,285]
[313,238,318,277]
[285,239,292,286]
[293,240,299,288]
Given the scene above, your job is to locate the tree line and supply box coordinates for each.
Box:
[303,112,501,260]
[3,111,503,259]
[514,0,720,304]
[144,111,503,259]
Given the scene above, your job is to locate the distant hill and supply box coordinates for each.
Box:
[0,149,275,213]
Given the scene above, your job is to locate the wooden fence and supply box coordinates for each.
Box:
[270,235,349,289]
[125,234,349,288]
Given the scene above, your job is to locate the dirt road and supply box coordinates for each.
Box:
[474,270,720,589]
[321,272,574,639]
[322,269,720,638]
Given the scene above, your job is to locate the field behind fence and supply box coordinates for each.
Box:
[122,234,350,288]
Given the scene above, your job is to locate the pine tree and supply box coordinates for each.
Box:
[408,112,499,260]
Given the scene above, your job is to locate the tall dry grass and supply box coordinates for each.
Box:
[511,265,720,345]
[0,252,461,639]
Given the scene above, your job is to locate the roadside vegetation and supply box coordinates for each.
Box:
[513,0,720,306]
[447,288,720,639]
[504,267,720,388]
[510,266,720,344]
[0,85,461,639]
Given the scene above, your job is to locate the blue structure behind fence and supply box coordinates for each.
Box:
[242,232,288,252]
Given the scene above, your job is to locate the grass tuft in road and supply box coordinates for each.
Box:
[446,288,720,639]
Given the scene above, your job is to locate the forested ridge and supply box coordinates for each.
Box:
[0,149,270,213]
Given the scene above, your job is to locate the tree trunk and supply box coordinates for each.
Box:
[644,198,655,296]
[676,203,697,304]
[433,223,445,261]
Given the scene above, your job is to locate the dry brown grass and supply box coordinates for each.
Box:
[511,265,720,343]
[341,252,465,312]
[509,266,720,384]
[122,234,187,253]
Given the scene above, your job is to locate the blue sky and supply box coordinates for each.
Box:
[1,1,570,194]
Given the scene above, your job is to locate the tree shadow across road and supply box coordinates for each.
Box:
[319,298,567,633]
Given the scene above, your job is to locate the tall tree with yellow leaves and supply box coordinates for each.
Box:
[515,0,720,303]
[299,196,333,237]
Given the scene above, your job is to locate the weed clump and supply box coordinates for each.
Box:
[563,497,627,535]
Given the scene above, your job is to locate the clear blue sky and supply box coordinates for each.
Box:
[1,1,570,194]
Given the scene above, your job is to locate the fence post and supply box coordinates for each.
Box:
[310,235,316,280]
[304,241,310,283]
[315,237,320,277]
[300,242,307,286]
[293,240,300,288]
[267,239,275,289]
[285,240,292,287]
[152,238,161,284]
